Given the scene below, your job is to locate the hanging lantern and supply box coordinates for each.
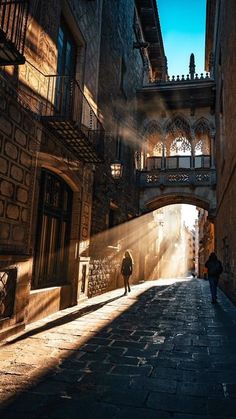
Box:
[110,160,123,179]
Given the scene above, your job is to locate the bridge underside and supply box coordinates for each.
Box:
[140,187,216,218]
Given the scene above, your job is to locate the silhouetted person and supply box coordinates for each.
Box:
[205,252,223,304]
[121,251,133,295]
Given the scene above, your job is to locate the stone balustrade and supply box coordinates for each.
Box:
[152,72,213,85]
[138,168,216,188]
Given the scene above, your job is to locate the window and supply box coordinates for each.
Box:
[33,170,72,289]
[57,19,76,76]
[56,18,76,115]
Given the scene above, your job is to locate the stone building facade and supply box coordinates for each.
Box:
[0,0,165,338]
[206,0,236,303]
[0,0,105,338]
[88,0,166,296]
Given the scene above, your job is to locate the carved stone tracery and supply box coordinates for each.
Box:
[142,116,213,160]
[169,137,191,156]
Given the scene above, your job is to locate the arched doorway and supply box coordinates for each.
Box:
[33,169,72,288]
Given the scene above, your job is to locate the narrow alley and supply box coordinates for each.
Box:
[1,278,236,419]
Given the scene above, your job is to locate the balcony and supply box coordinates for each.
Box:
[0,0,29,66]
[39,75,104,163]
[138,155,216,188]
[138,169,216,188]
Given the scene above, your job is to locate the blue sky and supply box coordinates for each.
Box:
[157,0,207,77]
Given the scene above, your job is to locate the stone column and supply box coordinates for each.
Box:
[161,136,166,169]
[190,131,195,168]
[143,140,148,170]
[210,134,215,168]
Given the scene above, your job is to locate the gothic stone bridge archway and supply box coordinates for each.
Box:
[136,73,216,219]
[139,189,216,219]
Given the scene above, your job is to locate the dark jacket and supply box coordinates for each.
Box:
[121,256,133,276]
[205,253,223,278]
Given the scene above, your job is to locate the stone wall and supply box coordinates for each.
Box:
[88,258,120,298]
[214,1,236,303]
[92,0,143,230]
[0,0,103,335]
[89,0,144,297]
[0,78,40,257]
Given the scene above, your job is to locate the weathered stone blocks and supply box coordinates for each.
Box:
[12,226,25,241]
[16,187,28,204]
[0,157,8,174]
[5,141,18,160]
[0,116,12,136]
[9,104,21,124]
[10,164,24,182]
[0,223,10,239]
[6,204,20,220]
[21,208,28,222]
[15,128,27,147]
[25,172,31,187]
[88,258,118,297]
[20,151,32,168]
[0,180,14,197]
[23,116,35,135]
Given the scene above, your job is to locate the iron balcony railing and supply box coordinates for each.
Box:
[0,0,29,65]
[39,75,104,163]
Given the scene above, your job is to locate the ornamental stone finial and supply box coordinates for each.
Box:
[189,53,196,80]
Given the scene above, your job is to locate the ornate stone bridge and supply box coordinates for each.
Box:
[138,167,216,216]
[136,67,216,217]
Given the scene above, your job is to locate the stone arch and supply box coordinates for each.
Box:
[193,117,211,135]
[141,119,163,137]
[37,152,81,192]
[193,118,211,156]
[145,193,211,213]
[141,120,164,160]
[164,115,191,138]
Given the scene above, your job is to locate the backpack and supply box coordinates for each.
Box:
[208,260,223,276]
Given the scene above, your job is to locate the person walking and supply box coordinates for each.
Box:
[121,250,133,296]
[205,252,223,304]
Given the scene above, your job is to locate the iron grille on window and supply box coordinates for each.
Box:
[0,269,17,319]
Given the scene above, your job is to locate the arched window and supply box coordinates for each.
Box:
[165,136,192,169]
[194,138,210,156]
[194,120,211,167]
[169,137,191,156]
[33,170,72,288]
[165,117,191,160]
[153,141,163,157]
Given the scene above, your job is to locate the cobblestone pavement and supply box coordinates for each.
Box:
[1,278,236,419]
